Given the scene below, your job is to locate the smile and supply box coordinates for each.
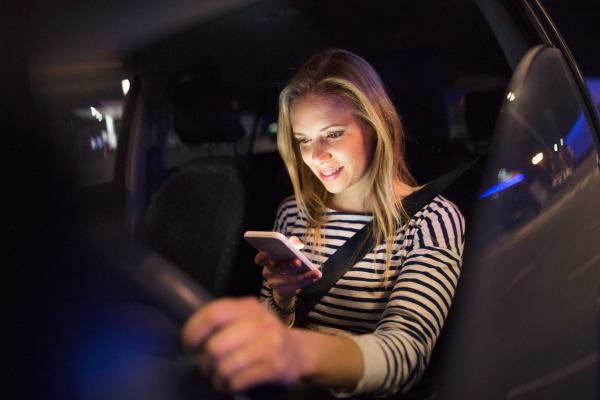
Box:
[319,167,343,181]
[322,168,341,176]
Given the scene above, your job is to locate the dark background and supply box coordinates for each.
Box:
[1,1,600,399]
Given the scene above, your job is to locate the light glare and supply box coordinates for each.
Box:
[532,153,543,165]
[498,168,508,182]
[122,79,130,96]
[90,107,103,122]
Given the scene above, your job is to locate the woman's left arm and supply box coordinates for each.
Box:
[344,198,465,396]
[182,296,364,393]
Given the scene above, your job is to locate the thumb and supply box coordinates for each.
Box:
[289,236,304,249]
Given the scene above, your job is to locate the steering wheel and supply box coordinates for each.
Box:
[89,224,338,400]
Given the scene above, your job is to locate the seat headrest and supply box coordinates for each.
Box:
[171,79,245,145]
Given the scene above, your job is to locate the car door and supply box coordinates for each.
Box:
[431,1,600,399]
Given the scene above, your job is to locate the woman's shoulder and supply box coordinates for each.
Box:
[276,195,298,212]
[274,195,299,222]
[417,195,464,223]
[404,195,465,249]
[430,194,461,211]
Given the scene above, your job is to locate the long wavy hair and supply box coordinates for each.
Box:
[277,49,416,280]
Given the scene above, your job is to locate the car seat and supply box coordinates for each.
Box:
[370,51,469,185]
[136,78,264,298]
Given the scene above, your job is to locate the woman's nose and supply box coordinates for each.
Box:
[312,141,331,165]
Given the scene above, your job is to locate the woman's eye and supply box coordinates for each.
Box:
[327,132,344,139]
[298,138,310,144]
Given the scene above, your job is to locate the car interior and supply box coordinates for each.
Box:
[5,0,600,399]
[93,0,516,302]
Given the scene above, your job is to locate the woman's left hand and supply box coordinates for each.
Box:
[181,296,311,392]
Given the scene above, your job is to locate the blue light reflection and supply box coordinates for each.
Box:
[480,173,525,199]
[564,111,593,161]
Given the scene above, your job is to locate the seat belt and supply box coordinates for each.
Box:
[294,159,477,327]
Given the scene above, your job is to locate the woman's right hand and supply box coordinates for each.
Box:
[254,236,321,300]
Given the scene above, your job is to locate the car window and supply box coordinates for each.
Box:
[71,100,123,187]
[437,42,600,399]
[165,111,279,171]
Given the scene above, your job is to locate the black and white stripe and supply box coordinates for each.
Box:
[260,195,464,396]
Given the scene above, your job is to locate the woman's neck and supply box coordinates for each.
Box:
[395,180,419,199]
[327,180,418,213]
[328,194,373,213]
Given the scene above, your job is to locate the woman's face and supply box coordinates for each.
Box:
[290,95,375,210]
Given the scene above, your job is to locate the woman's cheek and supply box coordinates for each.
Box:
[300,147,312,167]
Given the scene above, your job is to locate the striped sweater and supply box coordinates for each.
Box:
[259,195,464,396]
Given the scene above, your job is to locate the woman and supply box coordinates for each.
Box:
[182,49,464,397]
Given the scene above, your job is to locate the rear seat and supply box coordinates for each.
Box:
[370,51,468,185]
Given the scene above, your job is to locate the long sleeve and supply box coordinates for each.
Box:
[257,196,464,397]
[259,196,298,302]
[340,198,464,396]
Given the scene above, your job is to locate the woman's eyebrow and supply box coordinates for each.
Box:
[319,124,345,132]
[293,124,347,136]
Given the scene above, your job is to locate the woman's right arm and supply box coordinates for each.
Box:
[181,296,364,393]
[258,197,320,324]
[255,242,321,325]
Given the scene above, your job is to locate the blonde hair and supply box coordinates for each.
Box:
[277,49,416,281]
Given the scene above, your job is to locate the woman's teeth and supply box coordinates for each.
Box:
[322,168,341,176]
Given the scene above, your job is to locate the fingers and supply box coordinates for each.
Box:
[182,297,262,351]
[289,236,304,249]
[182,297,304,393]
[263,258,302,275]
[264,270,321,288]
[204,316,302,392]
[254,250,272,267]
[215,341,297,392]
[203,307,276,367]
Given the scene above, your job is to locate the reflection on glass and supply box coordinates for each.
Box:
[439,45,600,399]
[71,100,123,186]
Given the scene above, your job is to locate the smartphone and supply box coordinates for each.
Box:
[244,231,318,272]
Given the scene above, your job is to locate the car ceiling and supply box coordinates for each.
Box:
[25,0,600,116]
[27,0,257,104]
[131,0,511,108]
[28,0,509,111]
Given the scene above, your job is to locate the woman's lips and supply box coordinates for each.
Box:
[319,167,343,181]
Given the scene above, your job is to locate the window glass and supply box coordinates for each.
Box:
[439,44,600,399]
[71,100,122,186]
[165,112,279,171]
